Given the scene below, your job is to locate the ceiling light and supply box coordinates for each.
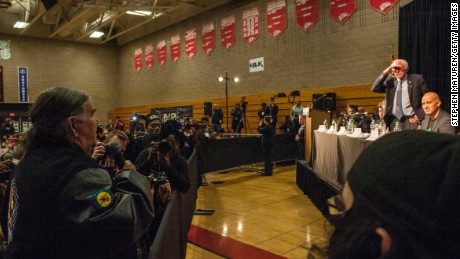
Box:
[89,31,104,38]
[126,10,152,16]
[13,22,29,29]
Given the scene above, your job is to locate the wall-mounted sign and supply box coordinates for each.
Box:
[18,66,29,103]
[221,15,236,50]
[329,0,356,24]
[202,22,215,55]
[267,0,287,39]
[249,57,264,73]
[170,34,181,63]
[242,7,260,45]
[134,47,143,72]
[369,0,399,14]
[0,40,11,60]
[157,39,167,66]
[144,44,154,69]
[296,0,319,32]
[185,28,197,59]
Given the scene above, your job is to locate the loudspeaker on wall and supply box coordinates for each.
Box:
[204,102,213,116]
[312,93,336,111]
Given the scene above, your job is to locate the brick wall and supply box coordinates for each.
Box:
[0,35,118,123]
[116,0,412,108]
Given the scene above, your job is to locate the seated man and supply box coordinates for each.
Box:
[327,131,460,258]
[421,92,455,134]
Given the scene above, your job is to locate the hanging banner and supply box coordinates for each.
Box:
[0,66,3,102]
[202,22,215,55]
[134,47,143,72]
[157,40,167,66]
[18,66,28,103]
[329,0,356,24]
[185,28,197,59]
[296,0,319,32]
[242,7,260,45]
[369,0,399,14]
[150,105,193,122]
[221,15,236,50]
[170,34,181,63]
[144,44,154,70]
[267,0,287,39]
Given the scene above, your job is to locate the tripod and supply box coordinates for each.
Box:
[236,111,252,134]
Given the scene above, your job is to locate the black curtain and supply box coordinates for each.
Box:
[399,0,452,112]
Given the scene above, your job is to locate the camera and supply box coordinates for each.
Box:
[149,175,167,187]
[102,141,125,169]
[158,139,172,154]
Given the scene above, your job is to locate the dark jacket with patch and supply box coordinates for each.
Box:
[6,137,154,259]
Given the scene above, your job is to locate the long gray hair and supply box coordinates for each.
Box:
[22,87,89,154]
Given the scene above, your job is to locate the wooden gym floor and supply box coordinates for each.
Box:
[185,163,332,259]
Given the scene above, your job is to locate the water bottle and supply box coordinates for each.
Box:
[393,121,401,132]
[331,119,337,132]
[378,121,384,136]
[370,119,376,133]
[323,119,329,129]
[347,118,355,135]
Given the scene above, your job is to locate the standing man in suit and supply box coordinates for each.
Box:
[212,103,223,133]
[258,116,275,176]
[372,59,429,130]
[421,92,455,134]
[268,97,279,130]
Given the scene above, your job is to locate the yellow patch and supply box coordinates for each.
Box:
[96,191,112,208]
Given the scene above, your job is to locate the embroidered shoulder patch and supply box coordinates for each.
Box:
[92,188,114,209]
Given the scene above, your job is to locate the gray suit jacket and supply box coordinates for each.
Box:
[372,73,429,125]
[421,109,455,134]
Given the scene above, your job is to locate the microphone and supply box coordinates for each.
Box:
[104,141,125,169]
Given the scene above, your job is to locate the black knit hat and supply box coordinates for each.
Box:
[347,130,460,257]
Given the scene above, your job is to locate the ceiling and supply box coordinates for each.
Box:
[0,0,234,45]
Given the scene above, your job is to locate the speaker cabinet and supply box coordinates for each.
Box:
[312,93,336,111]
[204,102,213,116]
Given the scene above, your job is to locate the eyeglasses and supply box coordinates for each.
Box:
[326,194,348,225]
[393,67,402,72]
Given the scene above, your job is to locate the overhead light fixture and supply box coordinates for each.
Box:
[13,21,29,29]
[126,10,152,16]
[89,31,104,38]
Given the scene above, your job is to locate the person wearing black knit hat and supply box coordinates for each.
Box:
[327,130,460,258]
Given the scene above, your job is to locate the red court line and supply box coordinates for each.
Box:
[188,225,287,259]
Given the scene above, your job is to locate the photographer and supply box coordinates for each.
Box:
[135,134,188,253]
[125,115,162,162]
[92,130,130,178]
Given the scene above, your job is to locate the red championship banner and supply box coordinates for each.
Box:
[221,15,236,50]
[185,28,197,59]
[267,0,287,39]
[295,0,319,32]
[369,0,399,14]
[157,40,167,66]
[144,44,154,69]
[202,22,215,55]
[242,7,260,45]
[170,34,181,64]
[134,47,143,72]
[329,0,356,24]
